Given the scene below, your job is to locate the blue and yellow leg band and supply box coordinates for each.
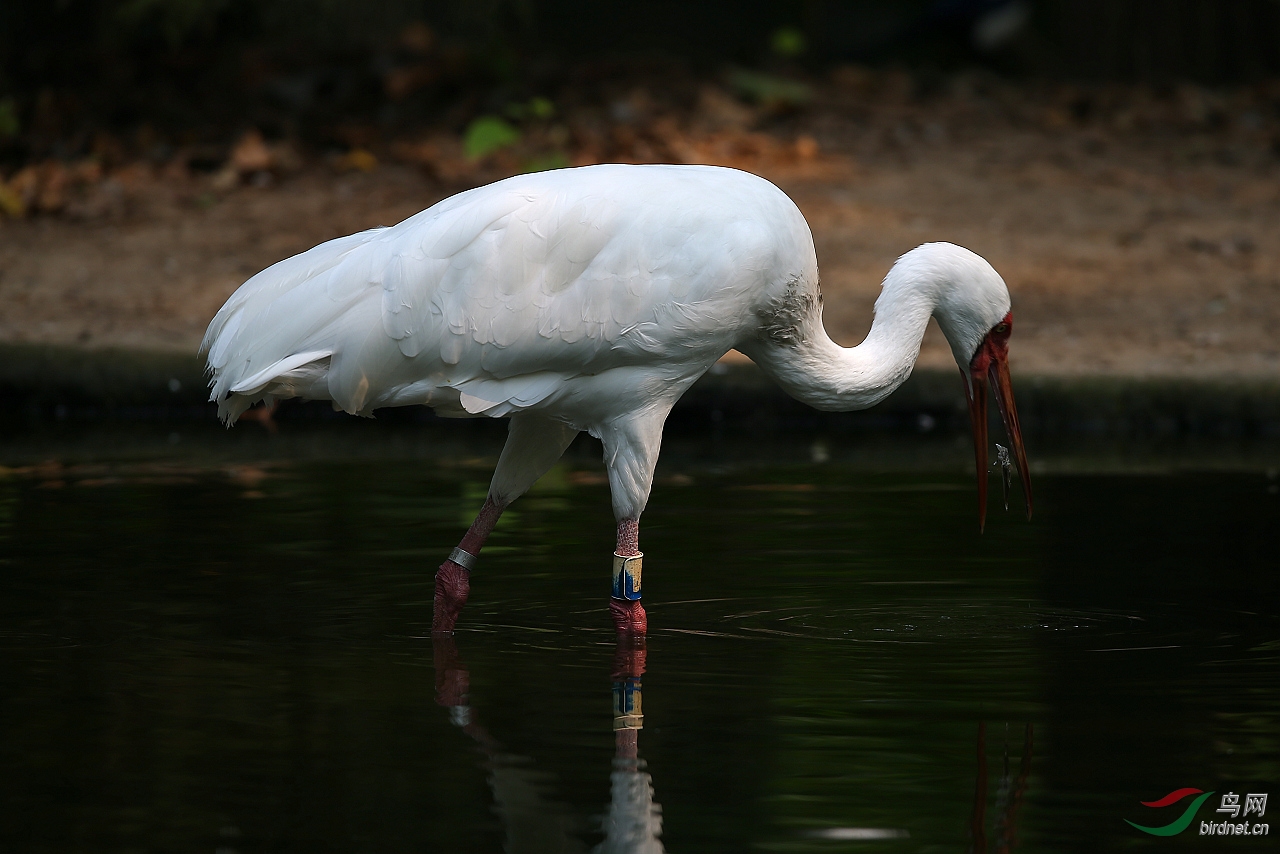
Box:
[611,553,643,601]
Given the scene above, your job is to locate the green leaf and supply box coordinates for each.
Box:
[528,96,555,119]
[463,115,521,160]
[0,97,19,139]
[771,26,807,58]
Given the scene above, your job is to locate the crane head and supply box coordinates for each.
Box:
[961,311,1032,532]
[888,242,1032,531]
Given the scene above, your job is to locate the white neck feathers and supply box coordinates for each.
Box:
[745,243,1007,412]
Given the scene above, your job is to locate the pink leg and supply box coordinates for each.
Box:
[433,495,506,635]
[609,517,647,635]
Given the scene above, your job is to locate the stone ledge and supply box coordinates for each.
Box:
[2,342,1279,440]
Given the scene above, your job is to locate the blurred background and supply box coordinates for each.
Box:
[4,0,1280,384]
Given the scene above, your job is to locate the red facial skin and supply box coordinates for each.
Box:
[968,311,1012,377]
[962,311,1033,531]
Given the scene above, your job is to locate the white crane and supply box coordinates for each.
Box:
[202,164,1031,637]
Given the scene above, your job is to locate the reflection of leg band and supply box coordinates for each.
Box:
[612,552,643,601]
[613,678,643,730]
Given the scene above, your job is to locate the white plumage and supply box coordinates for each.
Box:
[202,163,1030,634]
[205,165,804,418]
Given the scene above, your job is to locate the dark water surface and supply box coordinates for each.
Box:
[0,449,1276,852]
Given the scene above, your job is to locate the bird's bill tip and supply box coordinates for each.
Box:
[988,350,1033,522]
[961,366,990,532]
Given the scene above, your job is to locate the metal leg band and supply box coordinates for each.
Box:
[448,547,478,571]
[611,552,643,601]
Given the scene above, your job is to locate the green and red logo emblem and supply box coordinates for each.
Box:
[1126,788,1215,836]
[1127,788,1270,837]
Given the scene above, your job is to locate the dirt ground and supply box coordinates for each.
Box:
[3,71,1279,379]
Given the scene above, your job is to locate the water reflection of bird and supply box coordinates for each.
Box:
[601,641,663,854]
[433,637,665,853]
[968,721,1033,854]
[432,638,585,853]
[201,164,1031,635]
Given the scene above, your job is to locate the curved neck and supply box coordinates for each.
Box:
[743,274,939,412]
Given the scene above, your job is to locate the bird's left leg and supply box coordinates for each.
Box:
[433,413,579,634]
[600,408,671,636]
[433,496,504,635]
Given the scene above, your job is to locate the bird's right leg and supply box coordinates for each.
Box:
[433,413,579,634]
[601,408,670,637]
[610,519,647,635]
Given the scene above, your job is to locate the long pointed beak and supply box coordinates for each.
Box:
[988,349,1033,522]
[962,368,990,532]
[962,348,1033,532]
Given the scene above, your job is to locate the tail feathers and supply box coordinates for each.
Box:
[201,226,390,425]
[217,393,259,426]
[229,350,333,396]
[200,227,384,362]
[215,351,333,425]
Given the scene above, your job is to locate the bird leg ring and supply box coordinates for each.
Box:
[610,552,646,634]
[612,553,643,600]
[447,547,478,571]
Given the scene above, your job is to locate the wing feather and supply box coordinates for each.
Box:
[202,164,808,423]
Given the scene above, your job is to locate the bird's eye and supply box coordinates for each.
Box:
[994,323,1009,334]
